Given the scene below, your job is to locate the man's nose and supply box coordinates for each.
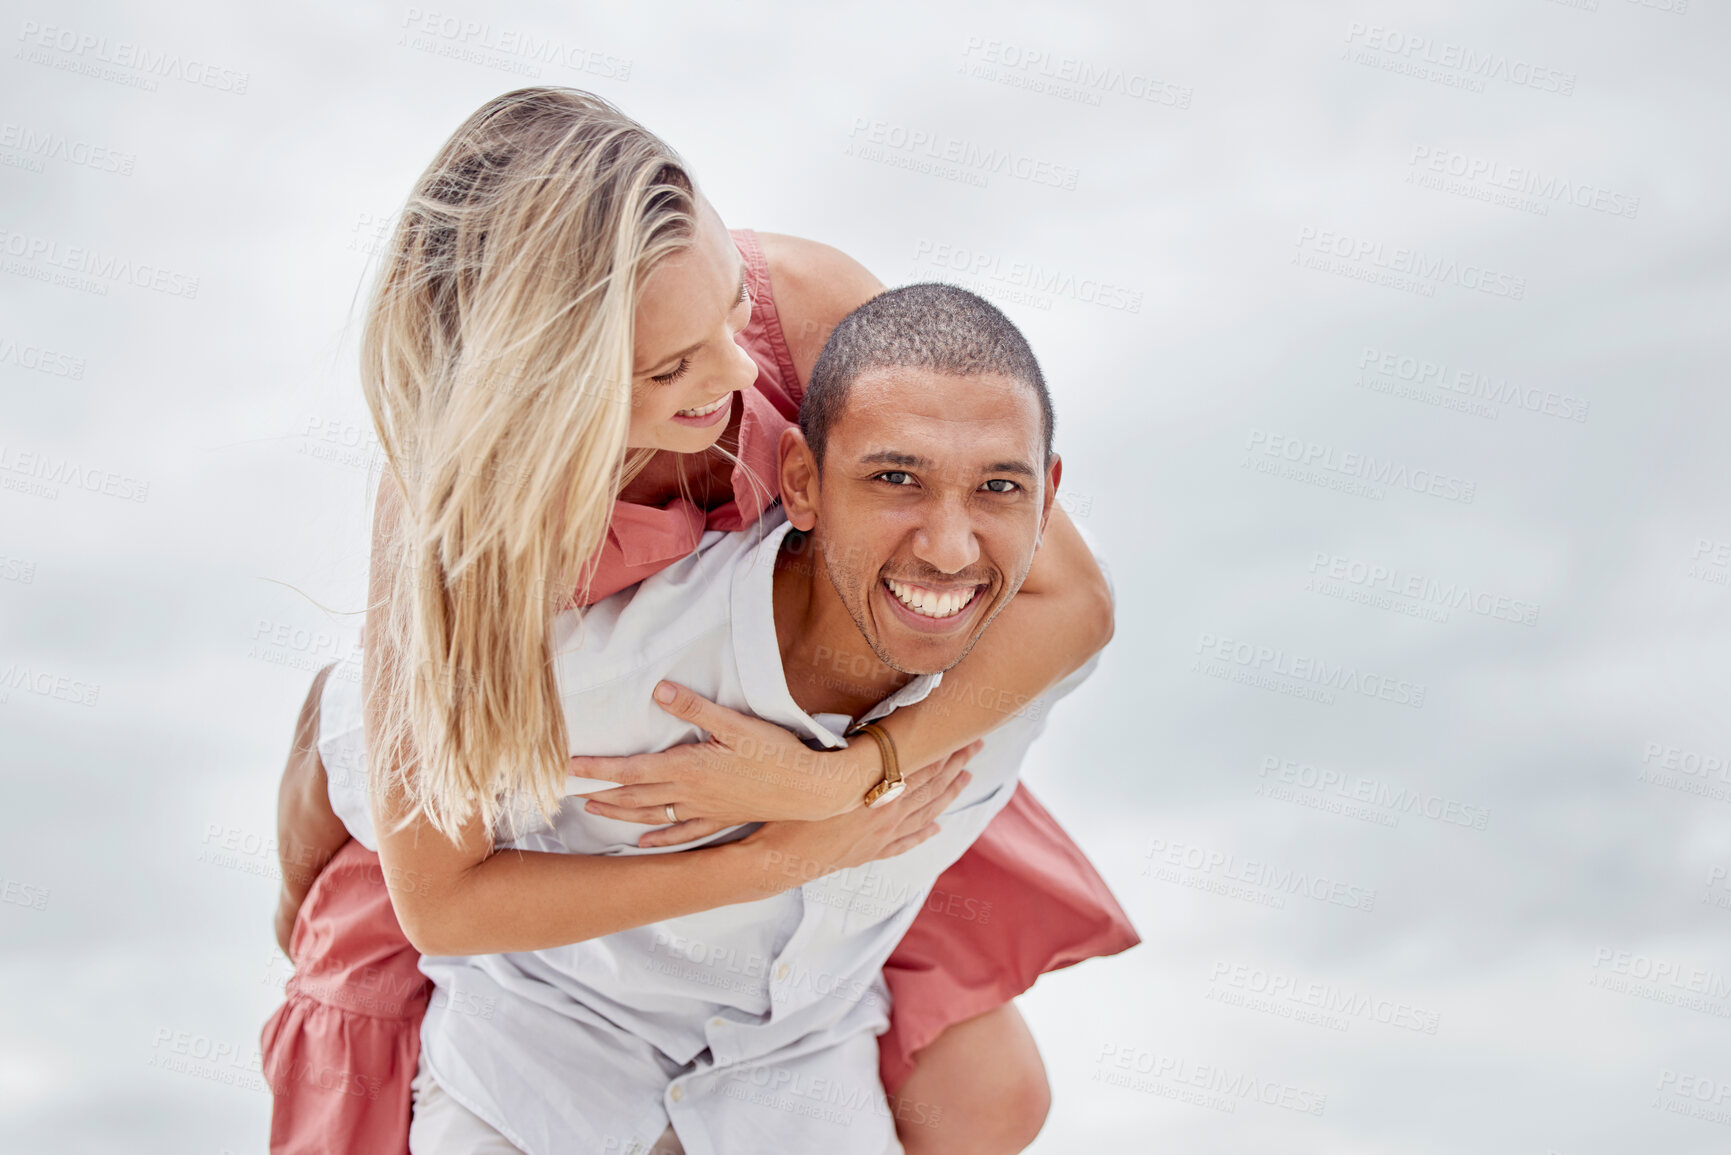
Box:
[911,499,981,575]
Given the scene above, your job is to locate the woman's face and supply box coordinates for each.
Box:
[627,198,758,453]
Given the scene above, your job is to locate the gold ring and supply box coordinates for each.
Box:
[665,803,678,824]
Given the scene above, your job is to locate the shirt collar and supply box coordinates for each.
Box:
[730,511,941,749]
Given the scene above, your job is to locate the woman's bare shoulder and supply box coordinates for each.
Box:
[755,233,886,384]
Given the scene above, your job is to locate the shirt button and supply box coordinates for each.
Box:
[670,1084,684,1103]
[710,1017,725,1028]
[775,963,790,980]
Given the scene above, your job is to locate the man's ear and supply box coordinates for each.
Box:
[1036,453,1062,546]
[778,426,820,532]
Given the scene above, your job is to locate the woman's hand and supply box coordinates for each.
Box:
[742,750,976,892]
[572,682,922,837]
[630,736,986,849]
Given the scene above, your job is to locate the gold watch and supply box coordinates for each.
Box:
[849,722,905,808]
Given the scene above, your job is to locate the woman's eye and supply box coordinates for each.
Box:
[875,471,915,486]
[651,358,691,385]
[982,479,1021,494]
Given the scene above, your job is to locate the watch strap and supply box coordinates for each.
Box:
[849,721,902,806]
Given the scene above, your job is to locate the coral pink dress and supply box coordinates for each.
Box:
[260,229,1139,1154]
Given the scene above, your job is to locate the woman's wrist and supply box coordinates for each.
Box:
[815,738,880,819]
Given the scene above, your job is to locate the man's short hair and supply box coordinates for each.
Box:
[799,283,1053,468]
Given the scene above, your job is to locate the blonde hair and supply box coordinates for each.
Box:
[361,88,695,841]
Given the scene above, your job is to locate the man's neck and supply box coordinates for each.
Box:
[772,531,913,724]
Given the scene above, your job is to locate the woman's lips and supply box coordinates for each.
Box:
[670,392,734,427]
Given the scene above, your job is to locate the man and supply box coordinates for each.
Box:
[320,283,1100,1154]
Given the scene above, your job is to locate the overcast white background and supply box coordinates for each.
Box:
[2,1,1728,1152]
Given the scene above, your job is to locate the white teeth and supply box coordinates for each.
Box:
[676,394,730,417]
[884,578,977,620]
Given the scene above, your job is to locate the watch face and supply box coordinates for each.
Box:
[867,780,907,809]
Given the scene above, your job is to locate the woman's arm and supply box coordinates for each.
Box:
[374,759,969,957]
[274,663,351,957]
[580,504,1111,841]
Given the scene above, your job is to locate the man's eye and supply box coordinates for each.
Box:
[875,471,915,486]
[982,479,1020,494]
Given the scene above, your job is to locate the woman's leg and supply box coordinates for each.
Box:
[890,1002,1051,1155]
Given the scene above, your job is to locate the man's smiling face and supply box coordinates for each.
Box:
[781,365,1059,676]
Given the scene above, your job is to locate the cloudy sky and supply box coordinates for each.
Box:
[2,1,1729,1152]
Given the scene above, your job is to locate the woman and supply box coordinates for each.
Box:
[264,86,1136,1154]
